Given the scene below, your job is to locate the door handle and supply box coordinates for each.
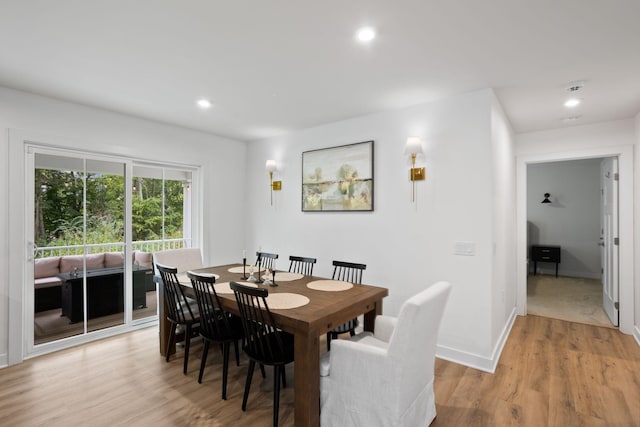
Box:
[598,242,605,247]
[27,241,38,262]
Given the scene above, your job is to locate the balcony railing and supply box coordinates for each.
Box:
[35,238,191,258]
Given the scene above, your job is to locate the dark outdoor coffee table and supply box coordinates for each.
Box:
[57,267,151,323]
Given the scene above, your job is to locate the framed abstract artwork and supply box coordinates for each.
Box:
[302,140,374,211]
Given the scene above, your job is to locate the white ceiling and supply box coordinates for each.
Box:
[1,1,639,142]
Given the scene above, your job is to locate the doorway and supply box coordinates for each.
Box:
[515,145,634,336]
[525,158,614,328]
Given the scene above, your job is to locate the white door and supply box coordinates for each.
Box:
[600,157,619,326]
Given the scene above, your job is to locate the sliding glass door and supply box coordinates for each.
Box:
[27,146,197,352]
[33,153,126,345]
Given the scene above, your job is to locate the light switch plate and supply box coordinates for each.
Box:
[454,241,475,256]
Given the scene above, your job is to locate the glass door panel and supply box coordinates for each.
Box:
[34,155,86,344]
[85,159,126,333]
[33,154,127,344]
[131,166,192,321]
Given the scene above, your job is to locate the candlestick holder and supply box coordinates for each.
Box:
[269,269,278,287]
[247,266,256,282]
[256,259,264,284]
[240,258,248,280]
[263,269,272,285]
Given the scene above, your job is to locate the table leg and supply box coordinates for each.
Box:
[363,298,383,332]
[157,281,174,357]
[294,330,320,427]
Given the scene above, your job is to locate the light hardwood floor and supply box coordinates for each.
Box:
[1,315,639,426]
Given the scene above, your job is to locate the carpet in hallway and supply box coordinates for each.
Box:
[527,275,614,328]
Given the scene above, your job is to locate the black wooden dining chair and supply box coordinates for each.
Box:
[256,251,279,271]
[188,271,244,400]
[230,282,294,427]
[156,263,200,375]
[288,255,317,276]
[326,260,367,351]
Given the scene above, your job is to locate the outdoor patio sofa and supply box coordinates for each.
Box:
[34,251,154,312]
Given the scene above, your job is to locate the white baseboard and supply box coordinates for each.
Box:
[436,307,517,373]
[0,352,7,369]
[634,325,640,347]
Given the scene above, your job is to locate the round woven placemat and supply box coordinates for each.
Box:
[228,265,253,274]
[306,279,353,291]
[177,272,219,286]
[262,271,304,282]
[214,281,258,294]
[262,293,310,309]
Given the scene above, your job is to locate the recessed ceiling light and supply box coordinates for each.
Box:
[564,98,581,108]
[356,27,376,42]
[196,98,212,109]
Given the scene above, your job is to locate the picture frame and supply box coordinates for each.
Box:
[302,140,374,212]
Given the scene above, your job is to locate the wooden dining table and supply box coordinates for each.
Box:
[157,263,388,427]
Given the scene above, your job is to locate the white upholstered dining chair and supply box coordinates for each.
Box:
[319,281,452,427]
[152,248,203,273]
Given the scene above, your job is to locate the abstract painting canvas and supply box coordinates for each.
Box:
[302,140,374,211]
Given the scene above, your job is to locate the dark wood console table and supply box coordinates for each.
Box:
[57,267,151,323]
[531,245,561,277]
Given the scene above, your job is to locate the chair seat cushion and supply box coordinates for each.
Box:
[34,276,63,289]
[320,351,331,377]
[350,331,388,350]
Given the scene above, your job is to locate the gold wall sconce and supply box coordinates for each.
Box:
[265,160,282,205]
[405,137,425,202]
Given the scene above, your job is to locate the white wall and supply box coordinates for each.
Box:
[244,89,516,371]
[0,86,247,365]
[527,159,602,278]
[635,112,640,343]
[490,95,517,366]
[0,132,8,366]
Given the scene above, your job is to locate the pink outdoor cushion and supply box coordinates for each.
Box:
[34,256,61,279]
[104,252,125,268]
[134,251,153,269]
[34,276,63,289]
[59,253,105,273]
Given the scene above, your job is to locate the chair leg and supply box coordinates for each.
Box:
[273,365,281,427]
[326,332,332,351]
[242,360,256,411]
[281,365,287,389]
[260,363,266,378]
[166,323,177,362]
[234,339,240,366]
[350,329,356,337]
[198,340,210,384]
[222,342,230,400]
[183,324,192,375]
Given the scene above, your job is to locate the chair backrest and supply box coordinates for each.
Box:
[331,260,366,284]
[387,281,452,408]
[288,255,317,275]
[156,263,196,324]
[188,271,234,341]
[153,248,203,273]
[255,251,279,271]
[230,281,288,363]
